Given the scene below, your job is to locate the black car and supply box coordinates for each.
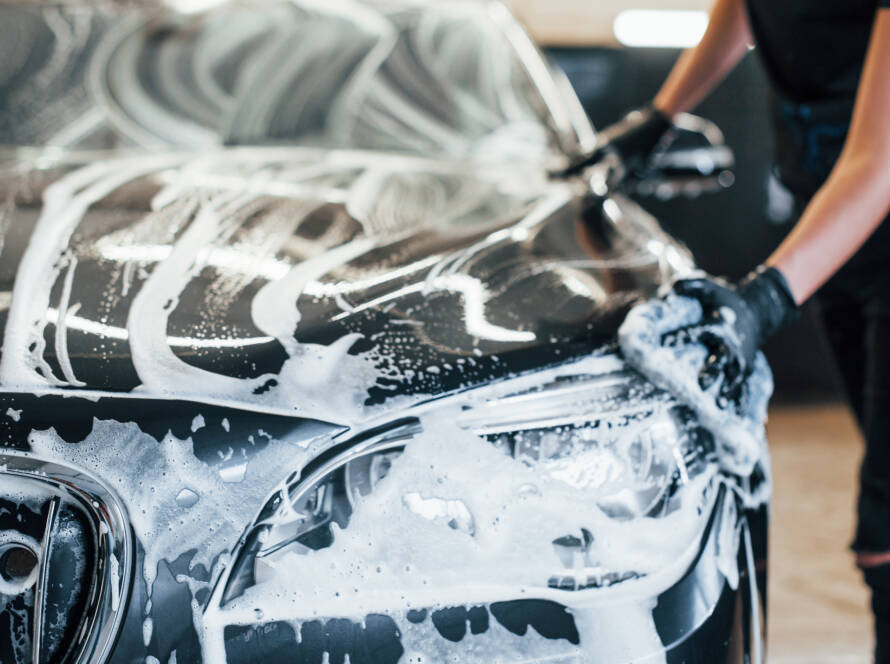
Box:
[0,1,766,662]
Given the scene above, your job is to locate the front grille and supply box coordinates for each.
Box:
[0,452,133,664]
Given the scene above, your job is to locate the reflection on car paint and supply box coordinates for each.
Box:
[0,0,766,662]
[0,150,678,425]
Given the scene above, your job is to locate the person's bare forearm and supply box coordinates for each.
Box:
[768,158,890,303]
[653,0,752,116]
[767,10,890,304]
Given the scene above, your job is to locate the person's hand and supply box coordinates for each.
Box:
[562,104,672,177]
[672,266,799,390]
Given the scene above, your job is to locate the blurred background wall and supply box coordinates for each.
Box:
[505,3,844,402]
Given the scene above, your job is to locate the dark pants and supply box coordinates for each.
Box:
[820,277,890,557]
[777,96,890,658]
[819,263,890,661]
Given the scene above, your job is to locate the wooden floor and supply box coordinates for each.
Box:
[767,404,872,662]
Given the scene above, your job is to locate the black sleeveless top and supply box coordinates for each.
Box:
[745,1,890,289]
[745,0,890,103]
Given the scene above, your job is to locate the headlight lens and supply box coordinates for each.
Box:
[213,362,720,614]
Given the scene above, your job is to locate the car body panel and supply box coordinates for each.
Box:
[0,1,767,663]
[0,150,687,422]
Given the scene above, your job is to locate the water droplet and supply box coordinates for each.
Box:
[175,488,200,508]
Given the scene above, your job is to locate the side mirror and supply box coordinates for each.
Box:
[631,113,735,200]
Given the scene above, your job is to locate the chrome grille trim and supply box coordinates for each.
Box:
[1,452,134,664]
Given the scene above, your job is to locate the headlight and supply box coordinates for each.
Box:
[205,357,732,662]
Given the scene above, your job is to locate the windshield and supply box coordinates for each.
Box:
[0,0,589,161]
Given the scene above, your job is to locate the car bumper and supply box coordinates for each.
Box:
[217,489,767,664]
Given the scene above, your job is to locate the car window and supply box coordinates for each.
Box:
[0,0,587,162]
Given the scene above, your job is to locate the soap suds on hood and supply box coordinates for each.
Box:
[0,150,557,424]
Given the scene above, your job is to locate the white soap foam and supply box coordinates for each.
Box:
[200,411,717,661]
[618,294,773,477]
[0,155,184,388]
[0,151,553,423]
[7,350,762,663]
[25,419,311,604]
[190,415,206,433]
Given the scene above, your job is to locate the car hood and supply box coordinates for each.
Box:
[0,147,690,425]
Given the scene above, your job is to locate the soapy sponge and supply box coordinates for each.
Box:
[618,294,773,477]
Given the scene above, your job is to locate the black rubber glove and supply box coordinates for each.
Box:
[673,266,799,388]
[562,104,672,177]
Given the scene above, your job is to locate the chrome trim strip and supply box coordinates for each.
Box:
[31,495,60,664]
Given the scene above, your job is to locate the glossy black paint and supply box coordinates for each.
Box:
[0,2,764,662]
[0,165,661,408]
[0,174,760,663]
